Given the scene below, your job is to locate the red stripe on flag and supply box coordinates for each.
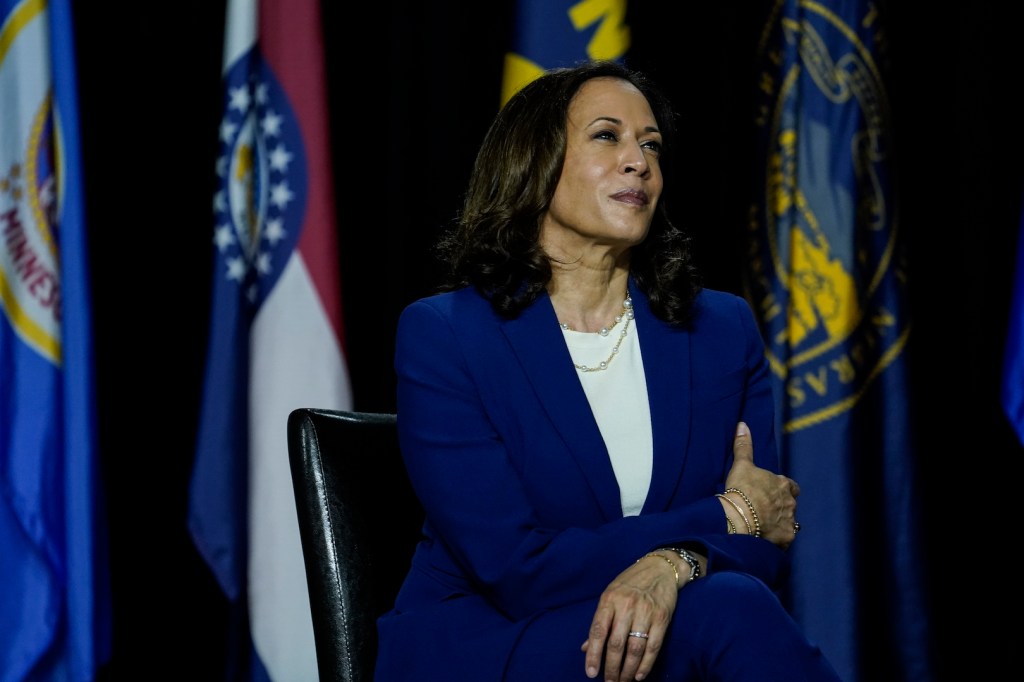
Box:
[259,0,345,352]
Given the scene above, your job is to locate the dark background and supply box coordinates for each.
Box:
[72,1,1020,679]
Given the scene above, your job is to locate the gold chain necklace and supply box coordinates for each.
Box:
[559,295,633,372]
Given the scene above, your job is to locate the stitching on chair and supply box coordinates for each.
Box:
[307,415,357,678]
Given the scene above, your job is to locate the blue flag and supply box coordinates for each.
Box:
[1003,203,1024,445]
[0,0,112,679]
[502,0,631,105]
[187,0,353,678]
[746,1,932,679]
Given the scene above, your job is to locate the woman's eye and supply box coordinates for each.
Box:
[642,140,663,155]
[593,130,618,142]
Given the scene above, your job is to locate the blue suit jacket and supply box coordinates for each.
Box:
[376,282,788,680]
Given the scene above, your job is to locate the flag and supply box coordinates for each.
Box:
[501,0,631,106]
[0,0,112,678]
[187,0,353,678]
[1002,201,1024,445]
[745,1,932,679]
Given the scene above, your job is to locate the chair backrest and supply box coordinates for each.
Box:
[287,408,423,682]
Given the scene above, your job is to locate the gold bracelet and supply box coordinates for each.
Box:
[638,552,680,588]
[724,487,761,538]
[658,547,702,584]
[716,493,751,535]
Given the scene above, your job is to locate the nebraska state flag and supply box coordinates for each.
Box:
[746,1,932,679]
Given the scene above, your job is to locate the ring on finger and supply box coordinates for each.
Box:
[628,631,649,639]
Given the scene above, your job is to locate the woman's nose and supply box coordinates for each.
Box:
[622,145,650,176]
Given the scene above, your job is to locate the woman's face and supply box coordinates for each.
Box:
[540,77,663,261]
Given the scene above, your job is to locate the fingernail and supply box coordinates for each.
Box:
[736,422,749,436]
[586,666,597,678]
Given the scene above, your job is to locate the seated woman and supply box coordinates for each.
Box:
[375,60,840,682]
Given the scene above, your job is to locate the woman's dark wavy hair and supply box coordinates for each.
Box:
[436,59,702,326]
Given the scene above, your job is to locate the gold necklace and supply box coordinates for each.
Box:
[559,295,633,372]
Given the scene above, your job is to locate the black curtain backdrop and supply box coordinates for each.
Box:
[73,2,1020,679]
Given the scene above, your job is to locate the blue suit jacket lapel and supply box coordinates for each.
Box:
[501,293,624,521]
[499,287,694,519]
[633,288,692,514]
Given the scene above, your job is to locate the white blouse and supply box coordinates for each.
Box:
[562,323,653,516]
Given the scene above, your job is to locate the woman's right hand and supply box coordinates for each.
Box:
[722,422,800,549]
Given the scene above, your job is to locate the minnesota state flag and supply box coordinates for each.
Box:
[1,0,112,678]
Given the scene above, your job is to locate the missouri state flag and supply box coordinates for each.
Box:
[502,0,631,105]
[746,0,932,680]
[0,0,112,679]
[187,0,353,679]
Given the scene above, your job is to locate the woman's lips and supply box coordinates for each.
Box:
[611,189,649,206]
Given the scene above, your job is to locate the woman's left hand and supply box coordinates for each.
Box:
[580,551,682,681]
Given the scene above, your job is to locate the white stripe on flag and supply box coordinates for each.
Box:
[248,251,352,678]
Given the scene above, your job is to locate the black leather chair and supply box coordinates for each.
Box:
[287,408,424,682]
